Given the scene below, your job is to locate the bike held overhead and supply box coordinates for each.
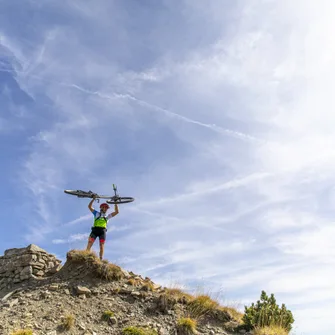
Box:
[64,184,135,204]
[64,184,134,260]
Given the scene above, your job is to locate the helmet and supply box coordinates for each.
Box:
[100,203,110,209]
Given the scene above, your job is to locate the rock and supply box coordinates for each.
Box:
[47,263,62,274]
[1,289,20,301]
[35,270,44,277]
[40,291,52,299]
[78,323,86,330]
[152,283,161,291]
[77,286,92,295]
[0,244,62,286]
[5,298,19,307]
[131,291,141,297]
[34,322,41,329]
[120,268,131,278]
[109,316,118,325]
[49,284,59,291]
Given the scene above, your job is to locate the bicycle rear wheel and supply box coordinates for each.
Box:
[107,197,135,204]
[64,190,116,199]
[64,190,96,198]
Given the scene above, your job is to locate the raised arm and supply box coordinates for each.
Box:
[111,204,119,217]
[88,196,96,213]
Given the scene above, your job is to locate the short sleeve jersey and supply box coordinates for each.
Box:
[92,210,113,222]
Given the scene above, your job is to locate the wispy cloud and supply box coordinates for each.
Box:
[1,1,335,334]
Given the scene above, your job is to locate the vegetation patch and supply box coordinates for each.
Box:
[102,310,115,321]
[177,317,197,334]
[59,314,75,330]
[122,326,158,335]
[10,330,33,335]
[254,325,289,335]
[66,249,124,280]
[187,294,219,319]
[243,291,294,332]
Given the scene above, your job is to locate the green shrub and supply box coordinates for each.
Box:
[122,326,158,335]
[243,291,294,331]
[102,310,114,321]
[10,330,33,335]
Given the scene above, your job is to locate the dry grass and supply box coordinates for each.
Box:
[254,325,289,335]
[141,281,155,291]
[164,288,193,302]
[10,330,33,335]
[66,249,124,280]
[127,278,138,286]
[177,317,197,334]
[187,294,219,319]
[162,284,242,325]
[95,260,123,280]
[60,314,75,330]
[218,306,244,323]
[158,287,194,313]
[67,249,98,262]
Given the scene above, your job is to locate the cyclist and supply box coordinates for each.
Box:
[86,195,119,260]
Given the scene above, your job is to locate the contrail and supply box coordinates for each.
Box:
[68,83,259,142]
[138,171,273,207]
[0,65,259,142]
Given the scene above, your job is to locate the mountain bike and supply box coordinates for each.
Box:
[64,184,134,204]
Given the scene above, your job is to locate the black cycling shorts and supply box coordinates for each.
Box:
[89,227,107,243]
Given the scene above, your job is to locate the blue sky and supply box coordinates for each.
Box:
[1,1,335,334]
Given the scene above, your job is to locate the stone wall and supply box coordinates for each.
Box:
[0,244,62,291]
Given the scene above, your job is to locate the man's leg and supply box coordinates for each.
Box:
[86,230,96,251]
[99,241,105,260]
[99,229,107,260]
[86,238,95,251]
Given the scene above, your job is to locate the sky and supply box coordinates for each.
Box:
[0,0,334,334]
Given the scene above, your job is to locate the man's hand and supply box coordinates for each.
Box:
[112,204,119,217]
[88,196,96,213]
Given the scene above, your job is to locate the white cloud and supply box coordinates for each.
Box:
[52,233,88,245]
[2,1,335,334]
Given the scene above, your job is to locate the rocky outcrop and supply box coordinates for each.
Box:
[0,247,245,335]
[0,244,62,291]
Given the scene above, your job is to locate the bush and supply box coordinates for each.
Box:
[177,317,197,334]
[95,260,123,280]
[187,294,219,319]
[10,330,33,335]
[243,291,294,332]
[102,310,114,321]
[60,314,75,330]
[122,326,158,335]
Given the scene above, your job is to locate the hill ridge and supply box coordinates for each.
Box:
[0,245,246,335]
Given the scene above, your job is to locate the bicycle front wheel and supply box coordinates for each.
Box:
[107,197,135,204]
